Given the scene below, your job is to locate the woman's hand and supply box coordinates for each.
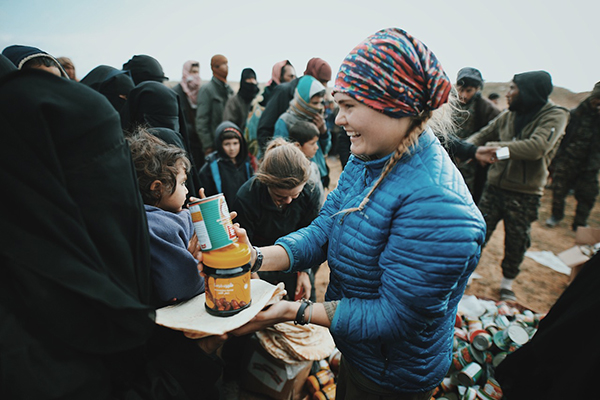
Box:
[295,271,311,300]
[230,301,296,336]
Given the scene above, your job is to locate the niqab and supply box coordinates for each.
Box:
[80,65,135,112]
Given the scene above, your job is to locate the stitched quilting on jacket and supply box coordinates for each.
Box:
[277,129,486,392]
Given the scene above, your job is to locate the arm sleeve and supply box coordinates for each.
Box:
[486,108,569,160]
[147,214,204,303]
[195,87,214,150]
[331,187,485,342]
[466,111,504,146]
[257,87,290,151]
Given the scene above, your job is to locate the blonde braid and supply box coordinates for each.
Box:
[339,112,431,215]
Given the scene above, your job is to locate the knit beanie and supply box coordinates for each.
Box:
[333,28,451,118]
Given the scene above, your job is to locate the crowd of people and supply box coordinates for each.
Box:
[1,26,598,400]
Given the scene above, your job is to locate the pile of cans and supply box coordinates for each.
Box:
[432,300,545,400]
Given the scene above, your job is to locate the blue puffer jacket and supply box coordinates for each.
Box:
[276,129,486,393]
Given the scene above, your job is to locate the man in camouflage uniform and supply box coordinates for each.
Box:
[451,67,501,204]
[546,82,600,231]
[467,71,569,301]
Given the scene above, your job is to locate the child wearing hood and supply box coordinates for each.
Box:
[199,121,256,205]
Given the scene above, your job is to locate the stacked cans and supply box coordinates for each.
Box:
[432,300,545,400]
[189,194,252,317]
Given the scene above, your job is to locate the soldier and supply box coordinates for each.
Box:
[451,67,501,203]
[546,81,600,231]
[467,71,569,302]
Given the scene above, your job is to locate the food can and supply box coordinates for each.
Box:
[189,194,237,251]
[478,377,503,400]
[456,362,482,387]
[492,351,507,368]
[306,369,335,394]
[462,387,478,400]
[313,383,336,400]
[470,329,493,351]
[203,243,251,317]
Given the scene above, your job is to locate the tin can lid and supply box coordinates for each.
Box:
[202,242,251,269]
[507,324,529,345]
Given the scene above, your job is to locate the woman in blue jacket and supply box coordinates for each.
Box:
[232,28,486,399]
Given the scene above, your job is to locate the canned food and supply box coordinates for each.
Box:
[470,329,492,351]
[203,243,251,317]
[189,194,237,251]
[478,377,503,400]
[457,362,482,387]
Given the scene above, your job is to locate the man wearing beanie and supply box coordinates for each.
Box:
[223,67,259,132]
[546,81,600,231]
[450,67,501,204]
[195,54,233,154]
[257,57,332,155]
[467,70,569,302]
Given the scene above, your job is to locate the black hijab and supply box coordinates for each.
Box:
[239,67,259,102]
[80,65,135,112]
[0,70,156,396]
[510,70,553,135]
[0,53,16,78]
[122,54,167,85]
[121,81,201,196]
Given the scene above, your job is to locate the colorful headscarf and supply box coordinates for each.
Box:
[280,76,325,129]
[181,60,201,108]
[333,28,452,118]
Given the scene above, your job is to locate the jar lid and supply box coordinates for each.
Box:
[203,242,251,269]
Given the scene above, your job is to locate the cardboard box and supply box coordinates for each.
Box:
[241,336,312,400]
[557,227,600,283]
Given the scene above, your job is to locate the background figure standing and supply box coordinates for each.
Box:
[256,57,332,155]
[199,121,255,205]
[195,54,233,155]
[172,60,203,161]
[81,65,135,113]
[273,75,331,188]
[2,44,68,77]
[451,67,500,203]
[259,60,295,107]
[122,54,168,85]
[223,67,259,132]
[467,70,569,302]
[57,56,77,80]
[546,81,600,231]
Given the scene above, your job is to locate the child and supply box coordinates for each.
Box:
[199,121,256,205]
[289,120,325,206]
[128,130,204,306]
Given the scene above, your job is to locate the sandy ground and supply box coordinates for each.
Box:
[315,155,599,314]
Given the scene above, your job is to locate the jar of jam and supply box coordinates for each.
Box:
[203,242,252,317]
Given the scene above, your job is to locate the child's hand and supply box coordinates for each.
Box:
[188,188,206,204]
[187,233,203,263]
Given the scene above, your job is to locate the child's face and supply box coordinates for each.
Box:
[299,136,319,159]
[157,167,188,213]
[222,138,241,161]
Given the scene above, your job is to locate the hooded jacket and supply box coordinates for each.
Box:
[467,71,569,195]
[198,121,255,204]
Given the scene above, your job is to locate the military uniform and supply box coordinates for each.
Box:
[549,97,600,229]
[467,71,569,281]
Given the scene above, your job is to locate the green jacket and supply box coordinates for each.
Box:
[467,101,569,195]
[195,77,233,149]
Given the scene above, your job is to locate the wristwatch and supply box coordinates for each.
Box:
[251,246,263,273]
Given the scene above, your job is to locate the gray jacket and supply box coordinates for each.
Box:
[195,76,233,149]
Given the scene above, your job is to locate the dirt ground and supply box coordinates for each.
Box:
[315,155,599,315]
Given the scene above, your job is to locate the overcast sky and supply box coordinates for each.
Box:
[1,0,597,93]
